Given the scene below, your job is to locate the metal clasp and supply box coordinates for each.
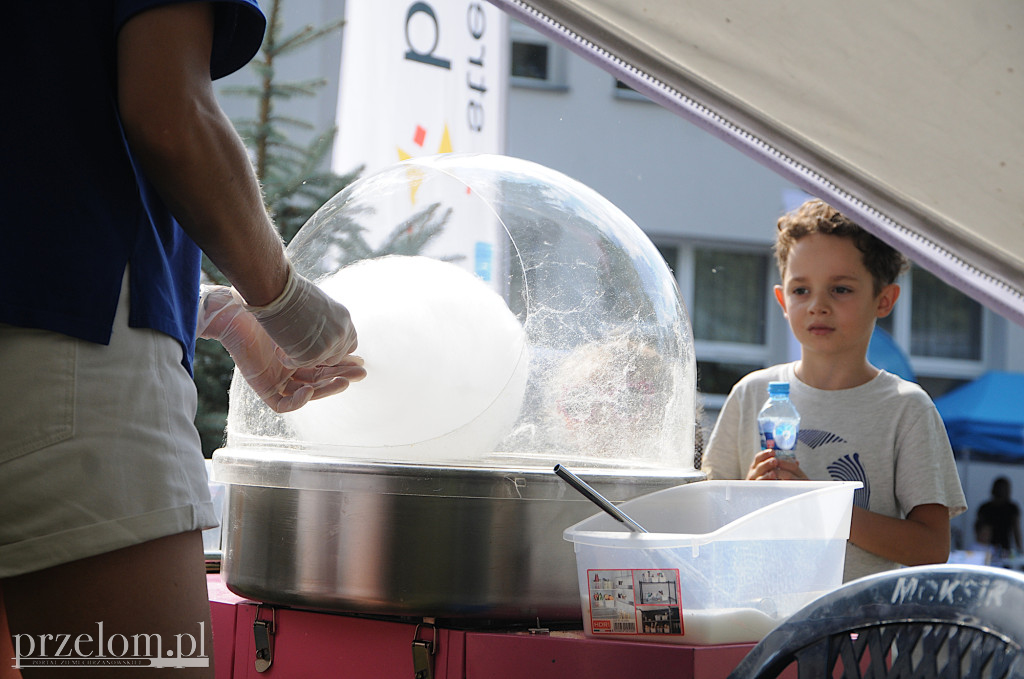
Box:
[528,617,550,635]
[411,622,437,679]
[253,605,276,673]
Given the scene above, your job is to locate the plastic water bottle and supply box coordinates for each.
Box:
[757,381,800,461]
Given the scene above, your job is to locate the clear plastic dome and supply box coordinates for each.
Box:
[225,154,696,471]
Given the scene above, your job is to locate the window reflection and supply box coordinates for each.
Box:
[656,243,771,397]
[693,249,767,345]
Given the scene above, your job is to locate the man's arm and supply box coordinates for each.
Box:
[116,2,287,306]
[849,503,951,566]
[116,2,362,398]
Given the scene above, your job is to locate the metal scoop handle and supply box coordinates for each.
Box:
[553,464,648,533]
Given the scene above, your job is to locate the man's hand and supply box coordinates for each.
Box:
[234,262,359,369]
[197,285,365,413]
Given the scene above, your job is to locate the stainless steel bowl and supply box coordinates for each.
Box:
[214,449,702,622]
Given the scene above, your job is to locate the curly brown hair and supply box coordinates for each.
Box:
[774,199,908,294]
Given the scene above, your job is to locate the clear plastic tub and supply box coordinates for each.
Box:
[563,480,860,644]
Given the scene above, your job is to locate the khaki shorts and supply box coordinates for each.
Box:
[0,272,216,577]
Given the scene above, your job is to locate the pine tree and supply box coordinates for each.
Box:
[193,0,452,456]
[219,0,357,248]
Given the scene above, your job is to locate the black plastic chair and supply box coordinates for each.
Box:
[729,564,1024,678]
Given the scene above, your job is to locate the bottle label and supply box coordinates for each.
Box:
[758,421,775,450]
[773,421,797,450]
[759,419,797,459]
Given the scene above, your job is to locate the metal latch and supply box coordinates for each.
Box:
[528,617,550,635]
[253,605,276,673]
[411,622,437,679]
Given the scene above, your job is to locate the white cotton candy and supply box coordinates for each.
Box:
[283,255,528,462]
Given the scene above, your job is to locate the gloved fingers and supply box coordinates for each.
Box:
[275,366,363,395]
[244,367,315,413]
[257,375,355,413]
[209,270,366,413]
[331,363,367,383]
[290,361,367,386]
[274,345,358,371]
[196,285,242,340]
[312,345,363,370]
[241,262,360,369]
[262,384,315,414]
[272,324,359,370]
[307,376,357,402]
[279,350,365,372]
[239,354,365,414]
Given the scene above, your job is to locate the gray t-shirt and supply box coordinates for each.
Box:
[703,362,966,581]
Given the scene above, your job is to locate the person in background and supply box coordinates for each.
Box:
[975,476,1023,559]
[0,3,364,677]
[702,199,966,582]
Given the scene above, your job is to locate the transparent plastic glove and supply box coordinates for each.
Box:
[232,261,359,369]
[197,285,365,413]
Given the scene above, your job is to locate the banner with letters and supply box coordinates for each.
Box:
[333,0,508,283]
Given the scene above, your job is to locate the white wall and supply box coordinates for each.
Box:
[214,3,1024,473]
[1005,324,1024,371]
[505,56,796,247]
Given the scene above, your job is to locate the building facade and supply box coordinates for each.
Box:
[215,2,1024,441]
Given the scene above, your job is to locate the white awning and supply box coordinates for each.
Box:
[493,0,1024,325]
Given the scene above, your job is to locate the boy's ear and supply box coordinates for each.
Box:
[773,285,788,316]
[876,283,900,318]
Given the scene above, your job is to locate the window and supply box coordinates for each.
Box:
[614,79,650,102]
[908,267,982,360]
[512,42,550,80]
[692,249,767,345]
[656,242,773,398]
[695,360,765,398]
[509,21,567,90]
[877,265,985,397]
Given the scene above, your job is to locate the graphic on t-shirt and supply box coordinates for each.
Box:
[828,453,870,508]
[801,429,871,509]
[798,428,844,449]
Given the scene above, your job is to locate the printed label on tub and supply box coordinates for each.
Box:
[586,569,683,636]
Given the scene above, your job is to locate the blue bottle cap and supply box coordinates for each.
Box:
[767,381,789,396]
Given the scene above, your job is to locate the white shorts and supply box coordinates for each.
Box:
[0,272,216,577]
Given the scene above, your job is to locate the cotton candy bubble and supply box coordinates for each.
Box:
[224,153,697,472]
[283,255,529,461]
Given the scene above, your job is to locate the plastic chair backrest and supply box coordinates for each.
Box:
[729,564,1024,679]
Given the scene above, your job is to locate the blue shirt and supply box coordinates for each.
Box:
[1,0,265,373]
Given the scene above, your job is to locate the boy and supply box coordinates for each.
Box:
[702,199,966,581]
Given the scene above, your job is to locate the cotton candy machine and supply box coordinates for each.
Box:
[213,153,702,621]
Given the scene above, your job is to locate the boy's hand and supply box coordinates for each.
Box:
[745,449,807,481]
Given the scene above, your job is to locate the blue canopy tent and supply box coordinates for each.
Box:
[933,372,1024,548]
[934,372,1024,461]
[868,327,915,383]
